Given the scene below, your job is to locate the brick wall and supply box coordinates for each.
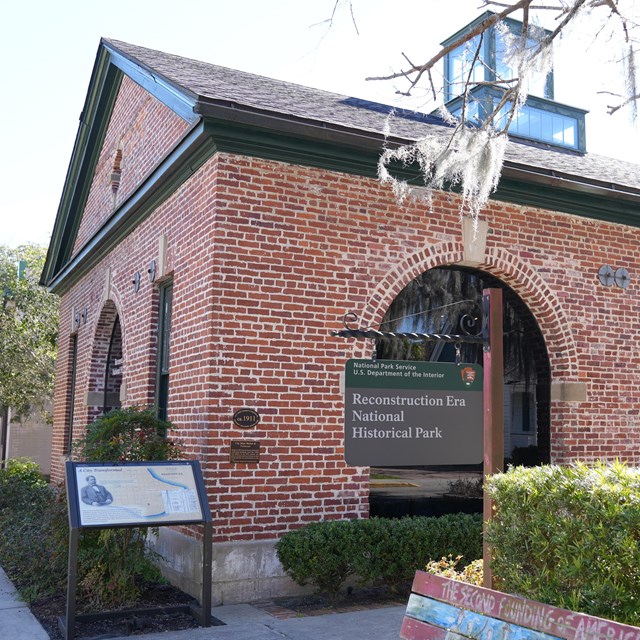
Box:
[51,126,640,543]
[73,76,191,254]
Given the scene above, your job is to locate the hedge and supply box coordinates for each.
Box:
[486,462,640,625]
[276,513,482,600]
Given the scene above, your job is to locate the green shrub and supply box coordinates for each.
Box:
[0,460,67,602]
[276,513,482,600]
[276,519,356,602]
[352,514,482,590]
[2,457,47,487]
[72,407,184,609]
[72,407,182,462]
[486,462,640,625]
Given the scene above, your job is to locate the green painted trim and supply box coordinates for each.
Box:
[44,44,640,293]
[205,119,383,178]
[495,172,640,227]
[48,113,640,293]
[47,122,216,294]
[41,49,122,286]
[204,117,640,226]
[42,42,199,289]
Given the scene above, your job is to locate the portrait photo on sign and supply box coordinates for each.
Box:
[80,475,113,506]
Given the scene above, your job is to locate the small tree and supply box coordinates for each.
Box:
[0,244,58,421]
[72,407,184,609]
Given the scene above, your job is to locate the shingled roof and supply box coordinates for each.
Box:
[41,37,640,291]
[106,38,640,193]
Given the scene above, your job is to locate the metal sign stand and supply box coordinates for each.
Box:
[60,460,213,640]
[332,287,504,589]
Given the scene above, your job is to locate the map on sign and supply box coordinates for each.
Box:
[74,462,204,527]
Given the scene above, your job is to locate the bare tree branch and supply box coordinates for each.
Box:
[608,92,640,114]
[366,0,536,88]
[363,0,640,222]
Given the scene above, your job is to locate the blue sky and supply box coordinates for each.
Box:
[2,0,638,248]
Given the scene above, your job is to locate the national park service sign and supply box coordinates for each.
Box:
[344,360,483,466]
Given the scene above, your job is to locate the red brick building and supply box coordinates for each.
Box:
[42,38,640,602]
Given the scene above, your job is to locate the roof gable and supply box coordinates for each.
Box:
[42,38,640,292]
[41,40,201,290]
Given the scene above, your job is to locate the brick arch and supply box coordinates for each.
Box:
[86,296,124,423]
[482,247,579,378]
[355,240,579,378]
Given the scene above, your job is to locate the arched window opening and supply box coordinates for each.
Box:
[370,266,551,517]
[103,316,122,414]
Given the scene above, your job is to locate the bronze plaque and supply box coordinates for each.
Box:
[233,408,260,429]
[230,440,260,464]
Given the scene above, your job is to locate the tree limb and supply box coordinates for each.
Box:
[366,0,537,88]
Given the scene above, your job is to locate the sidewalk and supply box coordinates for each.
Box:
[0,567,49,640]
[0,567,406,640]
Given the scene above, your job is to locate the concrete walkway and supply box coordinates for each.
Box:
[0,566,406,639]
[0,567,49,639]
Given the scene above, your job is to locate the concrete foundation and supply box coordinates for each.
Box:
[151,528,313,605]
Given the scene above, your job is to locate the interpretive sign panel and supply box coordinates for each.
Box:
[66,461,207,528]
[344,359,483,466]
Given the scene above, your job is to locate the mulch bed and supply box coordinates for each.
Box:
[30,584,408,638]
[30,584,208,639]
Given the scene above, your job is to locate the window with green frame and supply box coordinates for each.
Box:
[157,282,173,422]
[66,333,78,453]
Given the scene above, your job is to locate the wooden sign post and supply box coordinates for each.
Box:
[482,288,504,589]
[333,288,505,587]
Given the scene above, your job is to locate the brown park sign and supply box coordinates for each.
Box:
[344,359,483,466]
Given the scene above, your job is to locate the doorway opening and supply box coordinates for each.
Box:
[87,301,122,424]
[370,266,551,517]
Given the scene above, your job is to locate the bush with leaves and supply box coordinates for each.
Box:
[0,459,67,603]
[486,462,640,625]
[276,513,482,600]
[72,407,182,462]
[276,519,357,603]
[72,407,184,609]
[352,514,482,590]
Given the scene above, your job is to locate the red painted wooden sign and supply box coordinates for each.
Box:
[401,572,640,640]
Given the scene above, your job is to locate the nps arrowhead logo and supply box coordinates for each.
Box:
[461,367,477,386]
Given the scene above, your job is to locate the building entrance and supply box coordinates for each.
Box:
[370,266,550,517]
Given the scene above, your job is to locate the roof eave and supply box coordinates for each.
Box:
[41,45,122,287]
[42,52,640,292]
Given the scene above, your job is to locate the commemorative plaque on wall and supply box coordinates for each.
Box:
[230,440,261,464]
[233,408,260,429]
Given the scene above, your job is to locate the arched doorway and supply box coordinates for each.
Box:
[370,266,551,516]
[102,316,122,414]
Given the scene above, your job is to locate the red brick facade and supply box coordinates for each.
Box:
[73,76,190,253]
[40,35,640,604]
[52,99,640,545]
